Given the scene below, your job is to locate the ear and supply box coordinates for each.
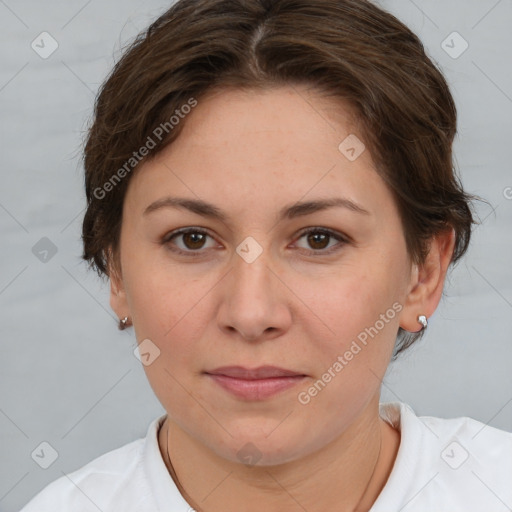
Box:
[107,247,130,321]
[400,227,456,332]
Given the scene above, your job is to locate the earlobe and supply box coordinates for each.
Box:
[399,228,456,332]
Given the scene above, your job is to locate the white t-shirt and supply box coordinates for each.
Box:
[20,401,512,512]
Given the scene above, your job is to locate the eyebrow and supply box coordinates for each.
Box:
[143,196,371,222]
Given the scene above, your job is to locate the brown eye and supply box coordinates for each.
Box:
[306,232,330,250]
[163,228,216,256]
[181,231,207,250]
[294,228,347,254]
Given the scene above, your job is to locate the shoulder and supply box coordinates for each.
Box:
[20,418,162,512]
[381,401,512,460]
[374,402,512,511]
[415,404,512,467]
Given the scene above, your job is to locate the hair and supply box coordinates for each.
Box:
[81,0,486,359]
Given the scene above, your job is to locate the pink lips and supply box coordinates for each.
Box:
[205,366,306,400]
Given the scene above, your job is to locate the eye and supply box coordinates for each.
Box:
[293,227,348,254]
[163,227,218,256]
[162,226,349,257]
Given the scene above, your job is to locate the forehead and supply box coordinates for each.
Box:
[125,86,394,224]
[175,85,362,151]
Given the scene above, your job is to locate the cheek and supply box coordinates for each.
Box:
[126,264,220,385]
[124,251,202,335]
[292,274,398,425]
[292,261,401,378]
[129,273,210,419]
[302,267,397,334]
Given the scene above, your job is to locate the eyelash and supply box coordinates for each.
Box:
[162,227,349,257]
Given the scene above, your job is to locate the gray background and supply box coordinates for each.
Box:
[0,0,511,510]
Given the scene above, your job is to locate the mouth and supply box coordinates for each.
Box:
[204,366,307,400]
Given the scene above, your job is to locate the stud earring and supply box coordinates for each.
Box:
[417,314,428,331]
[118,316,131,330]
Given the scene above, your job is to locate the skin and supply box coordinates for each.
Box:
[109,85,455,512]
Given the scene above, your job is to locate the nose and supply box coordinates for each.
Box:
[216,247,293,342]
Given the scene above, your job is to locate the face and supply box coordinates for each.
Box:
[111,86,416,465]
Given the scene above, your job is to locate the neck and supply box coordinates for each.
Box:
[158,396,400,512]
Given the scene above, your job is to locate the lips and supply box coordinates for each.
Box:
[205,366,307,400]
[205,365,305,379]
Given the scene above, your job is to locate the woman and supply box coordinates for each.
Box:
[21,0,512,510]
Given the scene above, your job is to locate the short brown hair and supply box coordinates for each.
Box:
[81,0,485,358]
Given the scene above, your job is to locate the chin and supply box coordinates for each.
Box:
[205,427,312,468]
